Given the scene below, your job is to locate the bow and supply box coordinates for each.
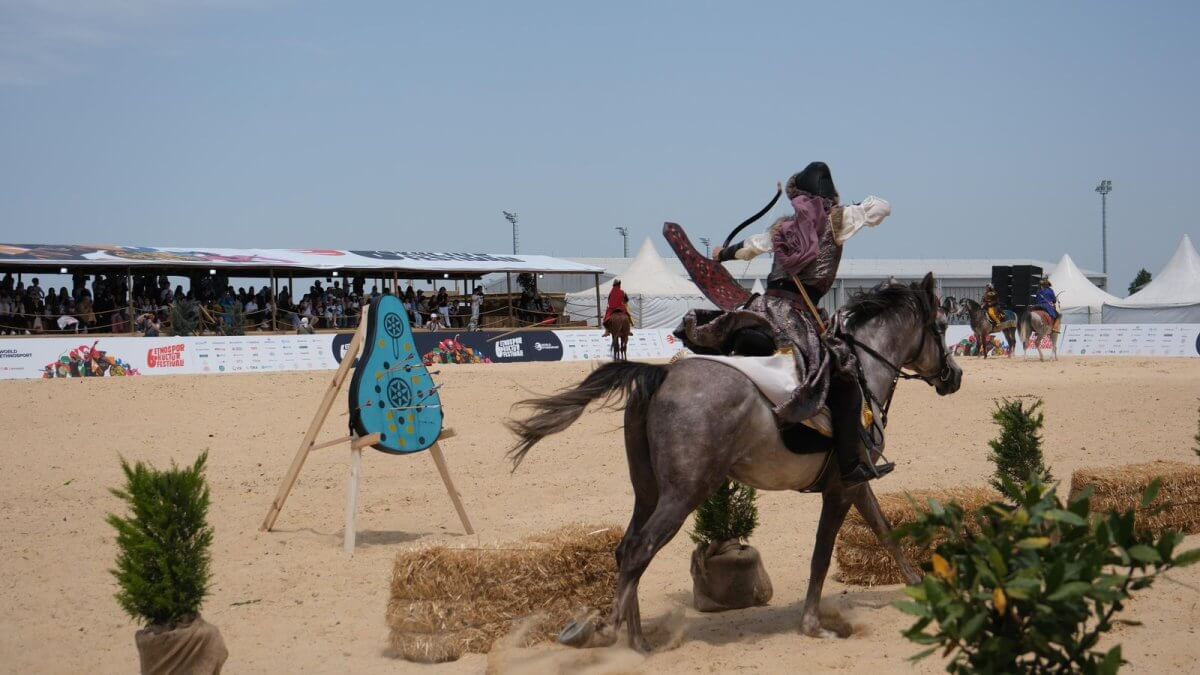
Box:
[721,182,783,250]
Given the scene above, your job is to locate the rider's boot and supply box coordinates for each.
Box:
[829,373,893,488]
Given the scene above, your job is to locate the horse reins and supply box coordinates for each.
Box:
[834,301,953,437]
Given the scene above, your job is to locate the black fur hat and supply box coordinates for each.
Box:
[786,161,838,203]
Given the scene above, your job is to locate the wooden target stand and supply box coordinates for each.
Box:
[260,306,474,554]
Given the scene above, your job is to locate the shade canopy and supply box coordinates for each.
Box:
[1103,234,1200,323]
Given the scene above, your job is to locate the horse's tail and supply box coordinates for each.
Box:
[1017,310,1033,351]
[506,361,668,470]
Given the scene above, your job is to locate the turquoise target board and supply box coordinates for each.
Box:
[350,294,444,454]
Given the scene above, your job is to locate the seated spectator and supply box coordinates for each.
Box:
[297,317,314,335]
[426,309,444,331]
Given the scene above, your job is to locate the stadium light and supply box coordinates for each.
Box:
[331,270,339,277]
[208,269,216,275]
[1095,180,1113,274]
[59,267,68,274]
[443,273,450,279]
[614,226,630,257]
[699,237,712,258]
[503,211,519,254]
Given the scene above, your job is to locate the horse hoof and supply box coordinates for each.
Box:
[801,623,838,639]
[557,619,595,648]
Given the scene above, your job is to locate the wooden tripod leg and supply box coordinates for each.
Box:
[261,307,369,532]
[344,445,364,555]
[428,442,474,535]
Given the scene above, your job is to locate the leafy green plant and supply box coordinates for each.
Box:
[107,452,214,626]
[988,398,1052,491]
[169,300,200,336]
[689,480,759,545]
[217,303,245,336]
[893,474,1200,674]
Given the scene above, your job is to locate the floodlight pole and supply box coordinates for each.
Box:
[503,211,519,255]
[1095,180,1112,274]
[614,226,630,257]
[698,237,712,258]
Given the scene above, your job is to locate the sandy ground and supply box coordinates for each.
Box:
[2,356,1199,674]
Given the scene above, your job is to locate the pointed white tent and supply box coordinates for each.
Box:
[1103,234,1200,323]
[564,238,716,328]
[1048,253,1118,323]
[750,278,766,295]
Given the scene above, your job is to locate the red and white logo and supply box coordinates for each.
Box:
[146,344,185,368]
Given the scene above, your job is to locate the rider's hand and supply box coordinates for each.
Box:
[712,246,724,262]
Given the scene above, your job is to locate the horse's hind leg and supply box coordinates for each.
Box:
[800,482,855,638]
[611,497,699,652]
[602,408,659,638]
[852,484,922,585]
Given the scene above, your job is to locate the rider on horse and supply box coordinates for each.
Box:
[1034,278,1062,332]
[982,283,1005,328]
[602,280,631,338]
[675,162,893,486]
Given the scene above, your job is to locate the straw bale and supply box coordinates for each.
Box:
[1069,461,1200,535]
[835,487,998,586]
[386,524,622,663]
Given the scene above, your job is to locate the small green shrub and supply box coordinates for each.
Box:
[988,398,1051,491]
[893,473,1200,674]
[1193,405,1199,460]
[169,300,200,337]
[689,480,759,545]
[107,452,214,626]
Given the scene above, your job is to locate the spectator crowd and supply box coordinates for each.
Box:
[0,271,552,337]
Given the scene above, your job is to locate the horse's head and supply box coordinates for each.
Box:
[841,272,962,396]
[911,273,962,395]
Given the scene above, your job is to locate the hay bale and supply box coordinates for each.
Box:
[386,524,622,663]
[1069,461,1200,535]
[835,487,998,587]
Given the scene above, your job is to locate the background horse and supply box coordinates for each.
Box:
[508,274,962,651]
[958,298,1016,358]
[605,310,632,361]
[1018,308,1060,361]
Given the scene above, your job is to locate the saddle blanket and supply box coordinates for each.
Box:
[684,353,833,437]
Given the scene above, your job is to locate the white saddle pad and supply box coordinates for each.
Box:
[685,353,833,437]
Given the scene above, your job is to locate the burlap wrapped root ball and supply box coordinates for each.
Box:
[1070,461,1200,535]
[835,487,998,587]
[386,524,621,663]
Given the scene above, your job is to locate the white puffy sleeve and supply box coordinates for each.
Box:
[835,196,891,244]
[732,230,775,260]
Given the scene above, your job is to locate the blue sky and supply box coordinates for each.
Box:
[1,1,1197,294]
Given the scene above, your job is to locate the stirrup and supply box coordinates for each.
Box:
[840,460,895,487]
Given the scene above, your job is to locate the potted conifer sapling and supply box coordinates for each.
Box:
[688,480,773,612]
[107,452,228,674]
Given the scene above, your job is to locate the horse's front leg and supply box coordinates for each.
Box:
[851,484,922,584]
[800,482,854,638]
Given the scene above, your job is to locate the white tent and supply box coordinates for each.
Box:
[1048,253,1118,324]
[1103,234,1200,323]
[564,238,716,328]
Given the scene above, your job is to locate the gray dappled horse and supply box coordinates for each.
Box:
[958,298,1016,358]
[508,273,963,651]
[1018,308,1059,361]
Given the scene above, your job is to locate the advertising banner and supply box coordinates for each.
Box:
[4,323,1197,381]
[1058,324,1200,358]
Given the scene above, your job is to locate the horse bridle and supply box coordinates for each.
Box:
[834,301,954,434]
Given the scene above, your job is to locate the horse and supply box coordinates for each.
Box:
[507,273,962,651]
[1018,308,1060,361]
[605,310,632,361]
[958,298,1016,358]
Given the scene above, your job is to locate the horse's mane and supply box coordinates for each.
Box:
[842,281,935,330]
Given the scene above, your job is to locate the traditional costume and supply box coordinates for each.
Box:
[982,284,1004,327]
[674,162,892,485]
[1034,279,1062,332]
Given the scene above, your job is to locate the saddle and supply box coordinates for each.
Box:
[682,353,833,453]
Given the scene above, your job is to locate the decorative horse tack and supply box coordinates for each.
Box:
[261,294,473,554]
